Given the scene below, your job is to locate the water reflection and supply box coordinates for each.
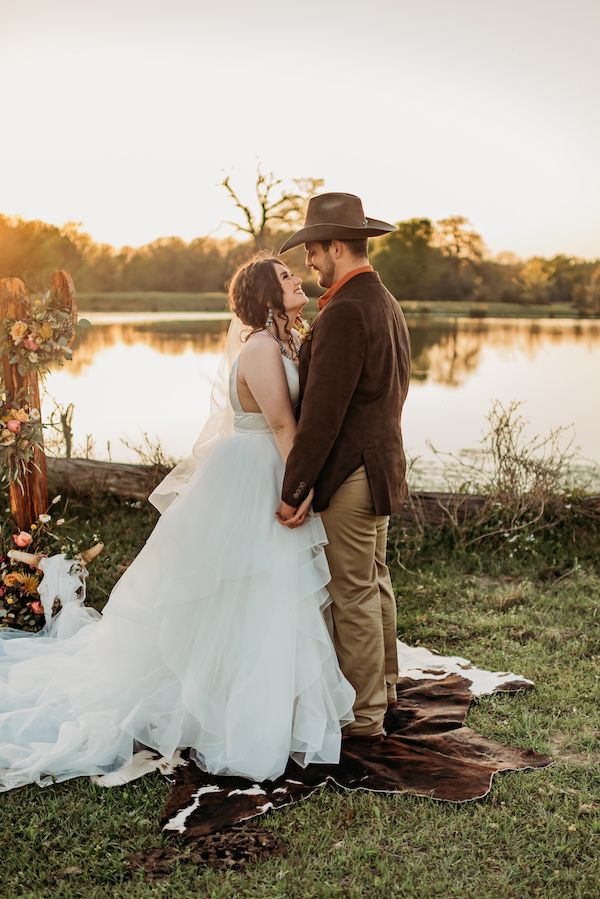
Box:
[68,319,230,375]
[408,317,600,387]
[42,313,600,485]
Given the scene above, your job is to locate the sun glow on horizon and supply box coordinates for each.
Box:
[1,0,599,258]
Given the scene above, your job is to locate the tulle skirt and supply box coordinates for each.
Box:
[0,431,355,791]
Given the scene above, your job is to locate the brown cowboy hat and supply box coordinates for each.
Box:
[279,192,395,254]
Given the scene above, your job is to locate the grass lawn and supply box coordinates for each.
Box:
[399,299,589,318]
[77,291,231,314]
[75,291,595,320]
[2,495,599,898]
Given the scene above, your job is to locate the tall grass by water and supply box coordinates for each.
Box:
[77,291,231,313]
[76,291,594,319]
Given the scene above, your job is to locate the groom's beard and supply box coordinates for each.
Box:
[316,256,336,289]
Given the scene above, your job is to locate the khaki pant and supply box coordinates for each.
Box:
[320,466,398,736]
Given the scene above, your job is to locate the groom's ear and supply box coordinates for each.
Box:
[330,240,344,259]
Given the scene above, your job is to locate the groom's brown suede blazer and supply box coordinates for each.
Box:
[282,271,411,515]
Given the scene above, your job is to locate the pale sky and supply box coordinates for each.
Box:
[1,0,599,258]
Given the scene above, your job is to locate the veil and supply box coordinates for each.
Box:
[149,315,247,514]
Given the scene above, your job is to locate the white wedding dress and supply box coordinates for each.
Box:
[0,350,355,791]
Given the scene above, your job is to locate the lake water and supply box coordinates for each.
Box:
[42,313,600,490]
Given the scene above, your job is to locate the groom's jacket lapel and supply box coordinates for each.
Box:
[283,271,411,515]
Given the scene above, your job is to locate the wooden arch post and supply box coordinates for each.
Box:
[0,271,77,531]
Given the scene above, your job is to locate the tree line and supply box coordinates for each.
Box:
[1,198,599,311]
[373,217,600,311]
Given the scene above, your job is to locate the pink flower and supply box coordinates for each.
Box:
[13,531,33,548]
[6,420,21,434]
[0,587,5,598]
[30,600,44,615]
[23,337,39,351]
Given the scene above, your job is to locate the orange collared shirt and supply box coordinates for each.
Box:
[318,265,374,311]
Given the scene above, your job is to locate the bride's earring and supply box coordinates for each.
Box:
[265,308,274,327]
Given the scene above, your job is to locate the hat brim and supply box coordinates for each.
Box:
[278,217,396,254]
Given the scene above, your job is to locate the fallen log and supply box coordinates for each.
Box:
[47,457,169,503]
[45,458,600,526]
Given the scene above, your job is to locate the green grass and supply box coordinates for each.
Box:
[77,291,231,313]
[76,291,323,320]
[75,291,596,319]
[2,495,599,898]
[400,299,592,318]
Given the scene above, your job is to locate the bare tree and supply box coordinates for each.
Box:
[221,166,324,250]
[433,216,487,261]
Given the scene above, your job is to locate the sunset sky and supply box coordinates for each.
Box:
[1,0,598,258]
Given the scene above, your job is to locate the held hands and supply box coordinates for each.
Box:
[276,489,314,529]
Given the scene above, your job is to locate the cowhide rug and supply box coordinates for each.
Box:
[142,642,549,840]
[127,824,286,878]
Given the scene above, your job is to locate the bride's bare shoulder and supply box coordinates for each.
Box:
[240,330,280,362]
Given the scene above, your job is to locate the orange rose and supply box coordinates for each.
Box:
[10,321,28,343]
[2,572,24,588]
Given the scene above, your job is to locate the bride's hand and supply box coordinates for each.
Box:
[278,489,314,528]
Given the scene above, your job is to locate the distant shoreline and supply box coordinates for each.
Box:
[76,291,600,320]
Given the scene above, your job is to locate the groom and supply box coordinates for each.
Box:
[277,193,411,738]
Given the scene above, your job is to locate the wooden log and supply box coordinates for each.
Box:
[47,457,170,502]
[397,491,488,526]
[0,277,48,530]
[45,457,600,524]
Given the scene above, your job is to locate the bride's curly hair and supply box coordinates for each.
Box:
[228,254,297,338]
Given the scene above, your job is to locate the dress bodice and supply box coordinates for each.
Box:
[229,354,300,434]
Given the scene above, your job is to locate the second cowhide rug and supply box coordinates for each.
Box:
[155,641,552,840]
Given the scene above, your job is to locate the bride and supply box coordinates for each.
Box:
[0,256,356,792]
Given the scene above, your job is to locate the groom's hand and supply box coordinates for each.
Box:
[277,490,314,528]
[276,500,298,526]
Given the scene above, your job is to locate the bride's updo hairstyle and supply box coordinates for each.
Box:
[228,254,293,338]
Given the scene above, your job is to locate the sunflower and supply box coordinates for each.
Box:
[38,322,54,340]
[20,575,40,596]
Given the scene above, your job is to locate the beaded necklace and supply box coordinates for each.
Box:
[265,325,300,362]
